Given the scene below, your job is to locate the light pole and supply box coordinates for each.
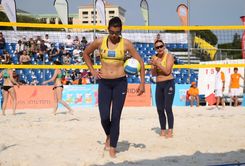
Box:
[187,0,191,83]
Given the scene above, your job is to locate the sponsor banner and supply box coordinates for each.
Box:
[124,84,151,106]
[176,4,188,26]
[54,0,68,25]
[61,85,98,108]
[151,84,190,106]
[1,0,17,30]
[240,16,245,59]
[6,86,54,109]
[95,0,106,25]
[140,0,149,26]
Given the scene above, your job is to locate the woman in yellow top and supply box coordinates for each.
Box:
[83,17,145,158]
[0,66,20,115]
[150,39,175,138]
[188,82,200,107]
[229,67,244,106]
[42,61,74,115]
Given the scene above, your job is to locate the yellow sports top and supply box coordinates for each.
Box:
[100,36,125,62]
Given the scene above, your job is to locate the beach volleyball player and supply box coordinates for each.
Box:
[83,17,145,158]
[150,39,175,138]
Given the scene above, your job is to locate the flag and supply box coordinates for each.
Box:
[0,0,17,30]
[140,0,149,26]
[176,4,188,26]
[240,16,245,59]
[95,0,106,25]
[53,0,68,25]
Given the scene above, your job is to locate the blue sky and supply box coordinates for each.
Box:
[15,0,245,26]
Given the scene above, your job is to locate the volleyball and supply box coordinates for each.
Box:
[124,58,141,75]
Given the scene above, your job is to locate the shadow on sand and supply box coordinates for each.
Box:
[93,149,245,166]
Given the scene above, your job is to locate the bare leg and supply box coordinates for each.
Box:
[216,97,220,108]
[196,96,200,107]
[234,96,238,107]
[190,97,194,107]
[104,135,110,151]
[53,90,58,115]
[56,88,74,114]
[9,89,17,115]
[2,91,9,116]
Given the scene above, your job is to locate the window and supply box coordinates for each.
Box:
[82,11,88,15]
[109,10,115,14]
[82,21,89,23]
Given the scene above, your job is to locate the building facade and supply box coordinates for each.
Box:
[75,1,126,25]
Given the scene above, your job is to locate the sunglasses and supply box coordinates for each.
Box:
[109,30,121,36]
[155,45,164,50]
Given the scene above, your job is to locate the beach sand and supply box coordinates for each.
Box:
[0,106,245,166]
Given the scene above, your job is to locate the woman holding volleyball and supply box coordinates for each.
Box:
[83,17,145,158]
[150,39,175,138]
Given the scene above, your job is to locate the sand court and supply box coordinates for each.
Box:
[0,106,245,166]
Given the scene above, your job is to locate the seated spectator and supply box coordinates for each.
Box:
[44,34,51,50]
[15,40,25,55]
[73,36,81,47]
[65,34,73,49]
[73,46,82,61]
[0,32,6,54]
[63,52,71,65]
[1,50,11,64]
[81,36,88,50]
[187,82,200,107]
[19,50,31,64]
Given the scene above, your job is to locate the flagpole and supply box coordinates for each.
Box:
[187,0,191,83]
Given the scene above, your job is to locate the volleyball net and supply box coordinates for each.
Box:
[0,22,244,84]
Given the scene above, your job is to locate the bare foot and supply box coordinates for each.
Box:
[160,130,167,137]
[104,136,110,151]
[166,129,173,138]
[109,147,116,158]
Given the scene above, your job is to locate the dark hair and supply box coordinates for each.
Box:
[154,39,165,46]
[108,17,122,28]
[234,67,238,70]
[53,61,61,65]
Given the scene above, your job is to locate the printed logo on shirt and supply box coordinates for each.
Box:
[108,50,116,57]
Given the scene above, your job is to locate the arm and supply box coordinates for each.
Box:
[9,70,20,87]
[153,54,174,75]
[150,55,157,76]
[125,39,145,95]
[83,38,102,79]
[42,70,58,84]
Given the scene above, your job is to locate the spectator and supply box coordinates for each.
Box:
[81,36,88,50]
[1,50,11,64]
[19,50,31,64]
[65,34,73,49]
[63,52,71,65]
[73,46,81,61]
[44,34,51,50]
[229,67,244,106]
[187,82,200,107]
[73,36,81,47]
[15,40,25,55]
[0,32,6,54]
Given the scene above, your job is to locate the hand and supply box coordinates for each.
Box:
[16,84,20,88]
[136,83,145,96]
[91,70,102,79]
[150,57,160,66]
[42,81,47,85]
[222,86,225,92]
